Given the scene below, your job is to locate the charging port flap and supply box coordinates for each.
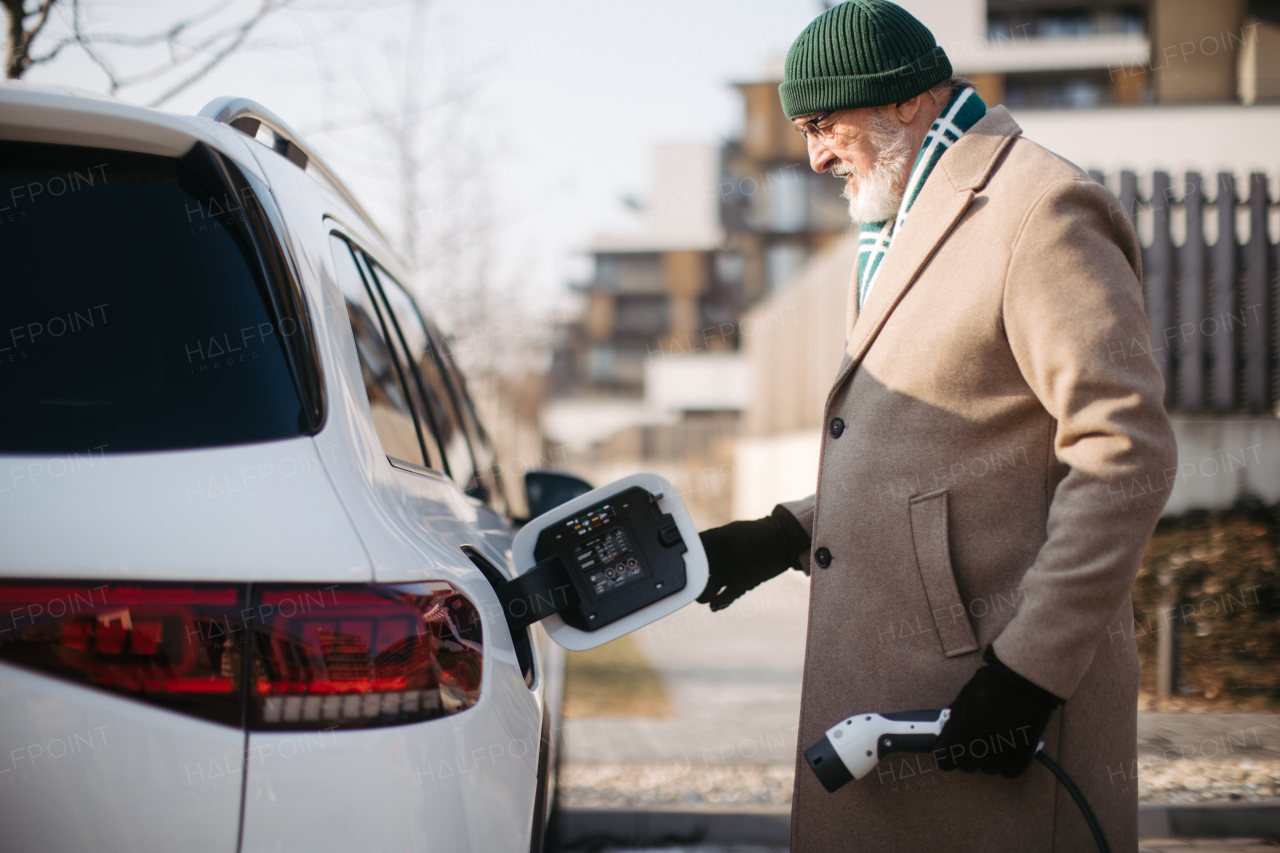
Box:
[510,472,709,651]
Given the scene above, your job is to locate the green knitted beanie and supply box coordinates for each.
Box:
[780,0,952,119]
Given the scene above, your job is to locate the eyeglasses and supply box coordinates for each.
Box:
[796,111,835,143]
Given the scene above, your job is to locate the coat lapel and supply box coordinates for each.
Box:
[826,107,1024,406]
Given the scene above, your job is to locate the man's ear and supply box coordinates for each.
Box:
[892,92,926,124]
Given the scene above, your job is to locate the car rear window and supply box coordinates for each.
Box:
[0,140,310,454]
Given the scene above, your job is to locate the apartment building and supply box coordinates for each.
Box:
[907,0,1278,107]
[547,143,729,398]
[547,125,848,401]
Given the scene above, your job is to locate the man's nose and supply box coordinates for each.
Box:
[807,137,835,173]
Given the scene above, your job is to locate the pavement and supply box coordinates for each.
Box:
[1138,842,1280,852]
[562,570,809,775]
[564,839,1280,853]
[557,570,1280,848]
[562,570,1279,796]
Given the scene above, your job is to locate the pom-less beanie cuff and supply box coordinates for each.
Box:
[780,46,952,119]
[780,0,953,119]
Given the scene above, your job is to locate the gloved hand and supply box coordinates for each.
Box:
[696,504,811,612]
[934,645,1062,778]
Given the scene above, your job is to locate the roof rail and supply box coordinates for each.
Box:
[198,96,390,248]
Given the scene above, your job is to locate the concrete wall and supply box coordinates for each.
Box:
[1012,103,1280,178]
[957,32,1149,75]
[732,417,1280,521]
[1237,15,1280,104]
[732,428,823,520]
[739,231,853,438]
[644,353,751,414]
[1163,417,1280,515]
[1149,0,1247,103]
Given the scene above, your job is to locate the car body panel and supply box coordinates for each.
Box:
[0,81,268,183]
[233,140,547,773]
[0,661,243,853]
[0,437,369,581]
[239,143,528,591]
[240,673,538,852]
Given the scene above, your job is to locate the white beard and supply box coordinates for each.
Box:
[841,115,914,224]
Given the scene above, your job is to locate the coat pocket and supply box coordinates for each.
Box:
[908,489,979,658]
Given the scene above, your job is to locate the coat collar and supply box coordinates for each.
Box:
[829,107,1023,403]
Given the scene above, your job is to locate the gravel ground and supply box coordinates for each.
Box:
[586,840,1269,845]
[560,572,1280,831]
[1139,843,1280,852]
[561,756,1280,809]
[562,764,795,809]
[571,835,1280,853]
[589,842,1278,852]
[1139,756,1280,804]
[596,848,789,853]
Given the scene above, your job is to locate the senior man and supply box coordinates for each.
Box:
[695,1,1176,850]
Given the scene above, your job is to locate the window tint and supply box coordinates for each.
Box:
[430,326,507,513]
[365,263,476,492]
[0,141,309,453]
[328,235,428,468]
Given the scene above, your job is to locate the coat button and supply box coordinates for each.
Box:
[829,418,845,438]
[814,547,832,568]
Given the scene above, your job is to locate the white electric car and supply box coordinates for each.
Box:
[0,83,579,852]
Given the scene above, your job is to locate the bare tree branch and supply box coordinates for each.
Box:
[69,0,122,91]
[5,0,57,78]
[143,0,292,106]
[3,0,26,77]
[73,1,225,50]
[6,0,298,107]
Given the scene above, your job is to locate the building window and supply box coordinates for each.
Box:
[587,344,615,383]
[808,170,853,230]
[716,250,744,286]
[987,4,1146,42]
[764,165,808,232]
[1003,70,1118,109]
[765,243,809,293]
[614,296,670,336]
[596,253,663,293]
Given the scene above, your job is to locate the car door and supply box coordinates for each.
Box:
[235,230,544,852]
[326,227,540,664]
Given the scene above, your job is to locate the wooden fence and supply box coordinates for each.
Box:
[1093,170,1279,415]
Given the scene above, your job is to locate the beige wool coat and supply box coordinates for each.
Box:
[781,107,1177,852]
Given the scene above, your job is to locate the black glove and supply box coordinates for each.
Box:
[695,504,811,612]
[934,645,1062,778]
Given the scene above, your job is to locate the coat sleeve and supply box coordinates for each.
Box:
[780,494,816,574]
[991,177,1177,701]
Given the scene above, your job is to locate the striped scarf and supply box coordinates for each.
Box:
[856,87,987,311]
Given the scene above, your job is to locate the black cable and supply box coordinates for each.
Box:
[1035,751,1111,853]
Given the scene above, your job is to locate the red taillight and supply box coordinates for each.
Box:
[0,581,483,731]
[249,583,482,730]
[0,583,246,726]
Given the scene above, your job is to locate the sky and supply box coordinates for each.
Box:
[21,0,827,319]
